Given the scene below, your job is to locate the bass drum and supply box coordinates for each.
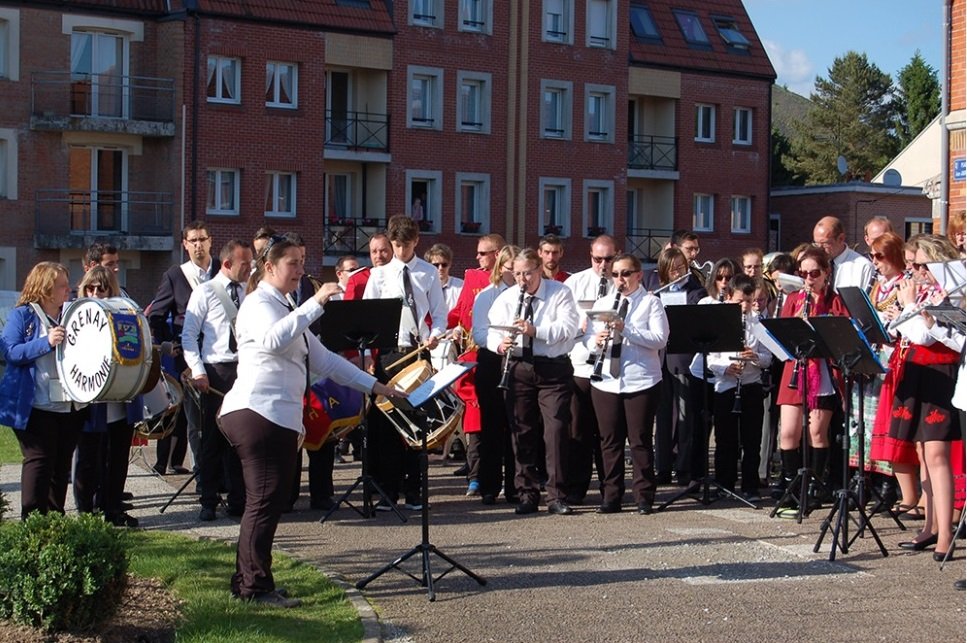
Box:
[134,372,183,440]
[57,297,153,403]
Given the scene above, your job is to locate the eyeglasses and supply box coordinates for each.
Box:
[86,284,106,293]
[476,249,496,256]
[591,255,615,264]
[798,269,823,279]
[185,236,210,245]
[870,252,885,261]
[432,262,450,268]
[501,264,514,272]
[716,274,733,282]
[611,269,638,278]
[813,240,835,249]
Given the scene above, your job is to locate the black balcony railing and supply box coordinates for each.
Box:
[628,135,677,171]
[323,216,386,256]
[35,189,173,237]
[31,72,175,125]
[625,227,673,261]
[325,110,389,151]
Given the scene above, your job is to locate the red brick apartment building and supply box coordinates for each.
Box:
[946,0,964,223]
[0,0,774,299]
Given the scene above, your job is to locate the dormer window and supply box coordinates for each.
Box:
[712,16,750,51]
[672,9,710,49]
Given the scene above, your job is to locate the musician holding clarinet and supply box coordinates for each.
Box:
[586,254,668,514]
[487,248,579,515]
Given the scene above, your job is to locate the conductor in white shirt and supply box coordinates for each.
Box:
[218,235,403,608]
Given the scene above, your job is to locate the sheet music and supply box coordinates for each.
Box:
[752,322,795,362]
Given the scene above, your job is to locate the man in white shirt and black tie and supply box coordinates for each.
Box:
[182,239,253,521]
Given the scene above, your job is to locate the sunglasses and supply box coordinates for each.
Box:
[591,255,615,263]
[870,252,885,261]
[798,269,823,279]
[912,262,928,272]
[476,250,496,256]
[432,262,449,268]
[716,274,732,282]
[611,269,638,278]
[86,284,106,293]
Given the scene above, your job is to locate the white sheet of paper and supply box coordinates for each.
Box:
[752,322,795,362]
[407,361,475,408]
[660,291,686,306]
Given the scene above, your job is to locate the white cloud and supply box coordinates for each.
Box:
[762,39,816,97]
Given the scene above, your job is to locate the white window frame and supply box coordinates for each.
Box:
[0,138,6,199]
[407,65,444,131]
[0,128,15,199]
[733,107,752,145]
[265,61,298,109]
[405,169,443,233]
[540,79,573,140]
[730,195,751,233]
[583,180,613,237]
[586,0,616,50]
[410,0,443,29]
[538,177,572,237]
[695,103,715,142]
[693,193,714,232]
[0,8,21,81]
[206,168,240,216]
[543,0,573,44]
[456,71,492,134]
[0,18,8,80]
[207,55,241,104]
[326,173,354,222]
[264,172,296,218]
[584,84,615,143]
[459,0,492,34]
[455,172,491,234]
[904,217,934,238]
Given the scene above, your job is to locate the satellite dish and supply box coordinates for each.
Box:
[883,168,902,187]
[836,155,848,176]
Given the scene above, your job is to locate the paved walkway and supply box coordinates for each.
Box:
[2,449,965,642]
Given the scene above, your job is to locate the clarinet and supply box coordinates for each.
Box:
[865,266,880,295]
[590,287,624,381]
[597,274,609,300]
[787,288,810,390]
[732,314,748,414]
[497,287,528,391]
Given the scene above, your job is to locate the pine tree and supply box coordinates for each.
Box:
[771,126,804,186]
[790,51,898,184]
[895,51,941,147]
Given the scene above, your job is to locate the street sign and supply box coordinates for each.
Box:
[955,157,966,182]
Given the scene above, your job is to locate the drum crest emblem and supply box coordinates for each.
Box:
[111,313,144,365]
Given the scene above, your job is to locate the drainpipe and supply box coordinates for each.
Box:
[187,0,200,224]
[939,0,950,234]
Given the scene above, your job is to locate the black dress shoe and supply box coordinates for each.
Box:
[898,533,938,551]
[120,501,135,511]
[637,501,653,515]
[310,498,335,511]
[481,494,496,505]
[596,502,622,514]
[170,465,191,475]
[547,501,573,515]
[121,491,135,501]
[199,507,217,521]
[505,494,520,505]
[452,464,469,477]
[514,501,538,515]
[933,551,950,562]
[226,505,246,517]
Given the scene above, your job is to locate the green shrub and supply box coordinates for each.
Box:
[0,512,128,631]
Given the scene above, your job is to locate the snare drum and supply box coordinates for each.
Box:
[375,360,464,450]
[134,372,183,440]
[57,297,153,403]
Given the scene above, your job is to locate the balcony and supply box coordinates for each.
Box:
[628,135,677,172]
[30,72,176,137]
[625,227,673,261]
[323,216,385,257]
[325,110,390,154]
[34,190,174,251]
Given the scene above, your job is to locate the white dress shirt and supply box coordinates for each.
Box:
[363,256,447,348]
[705,312,773,393]
[219,281,377,433]
[487,279,579,358]
[564,267,616,377]
[471,283,509,348]
[182,259,214,286]
[182,272,244,377]
[586,286,668,393]
[442,276,464,313]
[832,247,874,292]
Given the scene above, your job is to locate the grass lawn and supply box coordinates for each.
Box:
[126,530,363,643]
[0,427,19,465]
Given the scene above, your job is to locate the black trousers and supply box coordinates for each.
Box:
[653,363,676,475]
[368,350,421,504]
[591,384,660,505]
[505,357,573,504]
[566,376,605,501]
[220,408,298,598]
[16,407,86,519]
[199,362,244,511]
[682,374,715,483]
[74,420,132,515]
[475,349,510,496]
[307,442,336,505]
[712,383,765,493]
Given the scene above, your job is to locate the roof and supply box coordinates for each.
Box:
[770,182,927,198]
[191,0,395,33]
[630,0,776,80]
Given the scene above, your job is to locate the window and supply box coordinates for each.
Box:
[455,173,491,233]
[410,0,443,28]
[265,62,297,108]
[336,0,371,6]
[673,9,710,48]
[0,139,6,198]
[405,170,442,232]
[459,0,491,33]
[733,107,752,145]
[695,103,715,142]
[711,16,750,51]
[457,71,492,134]
[630,5,661,43]
[265,172,296,217]
[539,178,572,236]
[586,0,615,49]
[543,0,573,43]
[0,127,20,200]
[583,180,613,236]
[0,19,7,78]
[730,195,751,233]
[326,173,353,221]
[905,218,934,238]
[206,169,239,215]
[207,55,240,104]
[71,31,128,118]
[585,84,615,143]
[693,193,714,232]
[541,80,573,140]
[408,66,443,130]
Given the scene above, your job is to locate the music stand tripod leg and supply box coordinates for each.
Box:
[770,354,817,524]
[159,470,197,514]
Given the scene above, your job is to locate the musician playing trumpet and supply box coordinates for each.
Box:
[586,254,668,515]
[706,275,773,502]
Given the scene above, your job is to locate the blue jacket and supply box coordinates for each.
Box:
[0,305,55,430]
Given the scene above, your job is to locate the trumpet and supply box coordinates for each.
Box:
[497,287,528,391]
[590,286,625,382]
[787,288,811,390]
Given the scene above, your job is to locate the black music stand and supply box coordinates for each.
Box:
[356,363,487,601]
[809,316,889,560]
[319,299,406,523]
[656,304,750,511]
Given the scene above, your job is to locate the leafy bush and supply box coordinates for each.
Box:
[0,512,128,631]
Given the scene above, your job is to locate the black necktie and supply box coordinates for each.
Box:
[402,265,419,345]
[522,295,535,359]
[609,297,629,378]
[228,282,240,354]
[597,275,609,299]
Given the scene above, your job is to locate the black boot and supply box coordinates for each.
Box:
[807,447,830,511]
[771,449,802,504]
[869,473,898,514]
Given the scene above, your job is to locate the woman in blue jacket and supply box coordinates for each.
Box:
[0,262,88,518]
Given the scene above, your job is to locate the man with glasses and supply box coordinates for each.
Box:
[148,220,218,476]
[812,215,874,292]
[562,235,618,505]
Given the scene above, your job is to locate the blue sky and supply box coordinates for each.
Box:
[743,0,944,97]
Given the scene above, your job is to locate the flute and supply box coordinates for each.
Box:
[652,271,690,295]
[497,287,528,391]
[887,281,966,331]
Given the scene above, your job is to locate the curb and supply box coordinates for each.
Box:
[326,573,382,643]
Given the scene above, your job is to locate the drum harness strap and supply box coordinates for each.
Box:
[28,302,70,406]
[206,281,240,351]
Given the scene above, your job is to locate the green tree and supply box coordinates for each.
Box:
[771,126,804,186]
[790,51,898,184]
[895,50,941,147]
